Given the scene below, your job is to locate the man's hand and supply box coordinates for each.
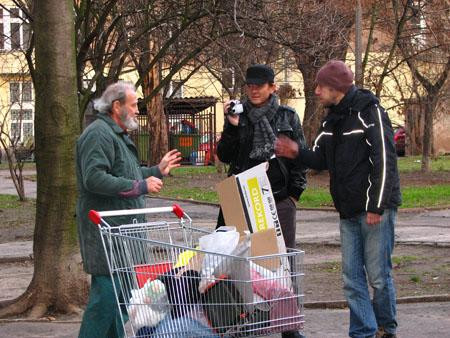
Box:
[159,149,182,176]
[275,135,299,159]
[146,176,163,193]
[366,212,381,225]
[224,100,239,126]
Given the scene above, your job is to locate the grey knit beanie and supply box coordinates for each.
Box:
[316,60,354,93]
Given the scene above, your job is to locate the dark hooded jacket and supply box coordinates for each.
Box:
[298,86,401,218]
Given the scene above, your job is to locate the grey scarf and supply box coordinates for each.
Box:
[245,94,279,161]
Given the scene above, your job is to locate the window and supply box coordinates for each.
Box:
[22,82,32,101]
[11,109,32,120]
[10,83,20,103]
[10,82,32,103]
[0,9,3,50]
[10,110,34,143]
[9,81,34,144]
[0,7,29,51]
[10,8,19,19]
[10,22,20,50]
[10,122,20,141]
[23,122,33,139]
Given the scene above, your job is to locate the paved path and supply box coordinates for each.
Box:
[0,169,36,197]
[1,302,449,337]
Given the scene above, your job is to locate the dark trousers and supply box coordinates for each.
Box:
[216,196,297,249]
[217,197,304,337]
[78,275,128,338]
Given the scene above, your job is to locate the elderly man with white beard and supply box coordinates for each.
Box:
[76,81,181,338]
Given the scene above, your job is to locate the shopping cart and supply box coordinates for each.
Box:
[89,205,305,337]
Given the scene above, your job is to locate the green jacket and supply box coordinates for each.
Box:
[76,113,162,275]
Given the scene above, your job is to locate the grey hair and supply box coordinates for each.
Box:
[93,81,136,114]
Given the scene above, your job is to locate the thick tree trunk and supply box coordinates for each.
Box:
[0,0,88,318]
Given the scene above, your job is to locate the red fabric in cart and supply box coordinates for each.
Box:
[135,262,173,288]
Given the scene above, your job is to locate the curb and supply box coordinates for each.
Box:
[0,256,32,264]
[304,294,450,309]
[2,241,449,264]
[0,318,81,324]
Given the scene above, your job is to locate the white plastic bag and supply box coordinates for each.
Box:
[128,279,170,328]
[198,227,240,286]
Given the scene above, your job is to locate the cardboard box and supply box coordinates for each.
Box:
[217,162,288,269]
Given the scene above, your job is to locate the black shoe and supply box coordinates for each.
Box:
[281,331,306,338]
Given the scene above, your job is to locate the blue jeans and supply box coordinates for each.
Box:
[340,209,397,338]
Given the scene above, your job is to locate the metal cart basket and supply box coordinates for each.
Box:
[89,205,304,337]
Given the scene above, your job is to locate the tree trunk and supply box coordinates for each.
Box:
[421,97,436,173]
[404,99,423,156]
[299,66,322,146]
[0,0,88,319]
[143,58,168,165]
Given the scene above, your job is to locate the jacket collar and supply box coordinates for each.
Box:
[329,85,357,116]
[97,113,126,135]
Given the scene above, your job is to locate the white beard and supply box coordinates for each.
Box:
[120,107,139,131]
[124,116,139,131]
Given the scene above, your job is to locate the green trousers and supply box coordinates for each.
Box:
[78,275,128,338]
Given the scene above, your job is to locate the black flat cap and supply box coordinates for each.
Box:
[246,64,275,85]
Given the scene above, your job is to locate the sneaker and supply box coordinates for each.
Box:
[376,327,397,338]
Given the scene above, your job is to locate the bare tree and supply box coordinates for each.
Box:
[0,0,86,318]
[395,0,449,171]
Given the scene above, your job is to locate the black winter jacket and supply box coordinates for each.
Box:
[298,86,401,218]
[217,99,307,201]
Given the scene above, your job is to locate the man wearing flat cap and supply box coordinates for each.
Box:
[216,64,307,338]
[276,60,401,338]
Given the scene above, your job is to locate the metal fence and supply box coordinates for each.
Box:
[132,97,217,166]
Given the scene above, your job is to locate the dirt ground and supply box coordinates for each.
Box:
[1,169,449,302]
[301,243,450,302]
[0,200,448,302]
[1,243,448,303]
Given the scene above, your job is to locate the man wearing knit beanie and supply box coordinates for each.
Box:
[276,59,401,338]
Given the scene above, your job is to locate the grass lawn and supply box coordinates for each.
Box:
[0,194,26,208]
[397,155,450,172]
[2,156,448,209]
[156,157,450,209]
[0,162,36,170]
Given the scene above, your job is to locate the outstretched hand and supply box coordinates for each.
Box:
[274,135,299,159]
[159,149,182,176]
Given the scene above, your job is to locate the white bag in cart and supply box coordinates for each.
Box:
[198,228,240,292]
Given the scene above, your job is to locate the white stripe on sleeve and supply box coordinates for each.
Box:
[375,104,387,208]
[343,129,364,135]
[312,132,333,152]
[358,112,375,129]
[366,175,372,211]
